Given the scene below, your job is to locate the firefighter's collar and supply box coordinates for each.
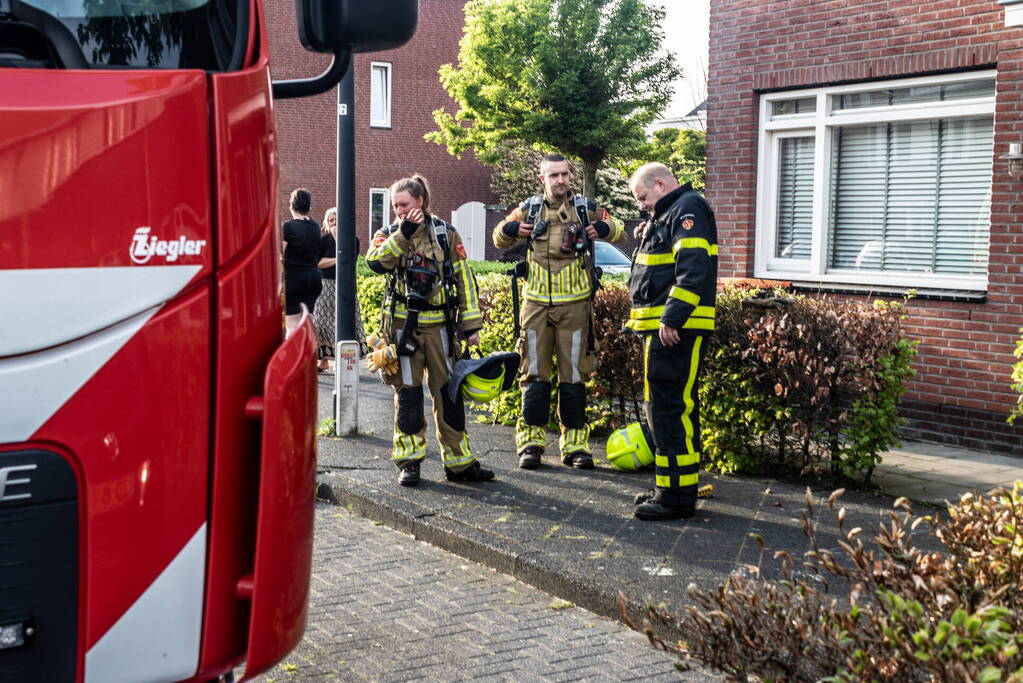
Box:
[653,184,690,219]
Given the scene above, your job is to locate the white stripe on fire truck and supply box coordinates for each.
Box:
[0,265,201,357]
[85,523,206,683]
[0,307,157,443]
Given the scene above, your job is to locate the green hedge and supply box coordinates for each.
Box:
[357,268,916,480]
[1012,328,1023,425]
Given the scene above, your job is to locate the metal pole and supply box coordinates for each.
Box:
[334,58,359,435]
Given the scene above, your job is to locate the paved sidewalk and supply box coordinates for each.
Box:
[315,370,1023,642]
[252,505,706,681]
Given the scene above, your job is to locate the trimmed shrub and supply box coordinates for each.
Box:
[1011,329,1023,425]
[356,269,915,480]
[629,483,1023,682]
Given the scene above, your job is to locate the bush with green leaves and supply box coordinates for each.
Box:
[629,482,1023,682]
[1010,328,1023,425]
[357,270,915,480]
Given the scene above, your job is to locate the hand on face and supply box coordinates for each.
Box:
[405,208,424,225]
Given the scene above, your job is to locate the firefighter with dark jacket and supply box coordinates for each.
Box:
[493,153,625,470]
[626,163,718,521]
[366,175,493,487]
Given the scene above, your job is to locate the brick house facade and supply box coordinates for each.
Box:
[264,0,497,248]
[707,0,1023,453]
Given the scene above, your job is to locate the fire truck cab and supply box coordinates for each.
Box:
[0,1,417,681]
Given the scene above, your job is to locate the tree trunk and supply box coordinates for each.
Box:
[580,157,599,199]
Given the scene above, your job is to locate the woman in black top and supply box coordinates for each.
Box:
[282,188,323,337]
[314,207,367,371]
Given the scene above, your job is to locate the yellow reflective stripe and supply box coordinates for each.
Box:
[654,453,701,468]
[626,319,660,332]
[682,318,715,331]
[643,335,651,402]
[629,305,664,320]
[693,306,716,319]
[679,473,699,487]
[673,238,717,256]
[669,287,701,307]
[384,235,405,256]
[681,336,702,455]
[522,259,590,302]
[455,259,481,317]
[655,475,671,487]
[635,251,674,266]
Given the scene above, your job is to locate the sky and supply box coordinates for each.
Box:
[649,0,709,119]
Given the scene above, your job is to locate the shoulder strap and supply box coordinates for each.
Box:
[572,194,594,226]
[525,195,544,224]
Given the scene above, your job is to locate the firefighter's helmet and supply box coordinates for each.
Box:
[605,422,655,471]
[448,352,520,404]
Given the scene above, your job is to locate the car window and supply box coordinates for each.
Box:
[595,240,630,265]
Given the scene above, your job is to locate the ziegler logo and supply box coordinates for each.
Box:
[130,227,207,264]
[0,464,36,502]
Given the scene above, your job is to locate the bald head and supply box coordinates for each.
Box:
[629,163,680,214]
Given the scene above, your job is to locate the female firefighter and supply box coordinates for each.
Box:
[365,175,493,487]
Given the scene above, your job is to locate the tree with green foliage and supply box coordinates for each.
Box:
[489,141,637,218]
[428,0,679,200]
[621,127,707,191]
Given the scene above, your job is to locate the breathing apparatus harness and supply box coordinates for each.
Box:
[385,215,462,359]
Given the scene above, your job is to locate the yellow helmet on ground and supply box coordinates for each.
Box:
[461,363,506,403]
[606,422,654,471]
[448,352,520,404]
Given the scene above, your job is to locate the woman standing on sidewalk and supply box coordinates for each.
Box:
[282,188,322,338]
[365,175,493,487]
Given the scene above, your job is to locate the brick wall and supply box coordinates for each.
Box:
[264,0,498,247]
[708,0,1023,453]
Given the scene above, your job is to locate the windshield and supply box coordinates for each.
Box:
[595,240,630,265]
[11,0,243,69]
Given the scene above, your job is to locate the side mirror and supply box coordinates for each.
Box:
[297,0,419,54]
[272,0,419,100]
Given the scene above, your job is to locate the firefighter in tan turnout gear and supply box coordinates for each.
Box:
[626,163,718,521]
[366,175,493,487]
[494,154,625,469]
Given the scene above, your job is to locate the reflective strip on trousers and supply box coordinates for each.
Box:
[441,433,474,469]
[440,328,452,374]
[392,432,426,462]
[400,355,413,386]
[527,329,539,377]
[570,329,581,384]
[515,421,547,451]
[559,425,591,455]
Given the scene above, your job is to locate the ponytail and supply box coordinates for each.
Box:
[389,174,431,214]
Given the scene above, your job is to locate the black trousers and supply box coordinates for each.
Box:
[643,333,707,506]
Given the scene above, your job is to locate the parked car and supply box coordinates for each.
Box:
[594,240,632,275]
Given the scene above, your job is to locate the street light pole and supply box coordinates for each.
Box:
[334,57,359,435]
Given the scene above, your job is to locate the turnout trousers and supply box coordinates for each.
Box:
[514,298,595,456]
[383,323,475,472]
[643,333,707,506]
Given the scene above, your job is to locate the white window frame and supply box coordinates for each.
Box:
[369,188,390,242]
[370,61,392,129]
[755,70,996,291]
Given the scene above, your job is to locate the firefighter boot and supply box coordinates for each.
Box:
[634,490,695,521]
[445,461,495,482]
[398,460,421,487]
[518,445,543,469]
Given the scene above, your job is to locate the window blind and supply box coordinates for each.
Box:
[828,116,991,275]
[775,136,814,259]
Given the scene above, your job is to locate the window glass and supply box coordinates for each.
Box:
[828,117,991,275]
[834,80,995,110]
[370,64,390,127]
[370,189,389,240]
[775,137,814,259]
[19,0,241,69]
[771,97,816,116]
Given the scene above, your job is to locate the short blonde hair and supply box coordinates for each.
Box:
[630,162,676,189]
[322,207,337,234]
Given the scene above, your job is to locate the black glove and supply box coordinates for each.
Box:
[400,219,418,239]
[502,221,520,238]
[593,220,610,238]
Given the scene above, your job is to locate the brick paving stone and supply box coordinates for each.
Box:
[247,505,714,682]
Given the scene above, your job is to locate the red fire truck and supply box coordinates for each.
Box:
[0,1,416,681]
